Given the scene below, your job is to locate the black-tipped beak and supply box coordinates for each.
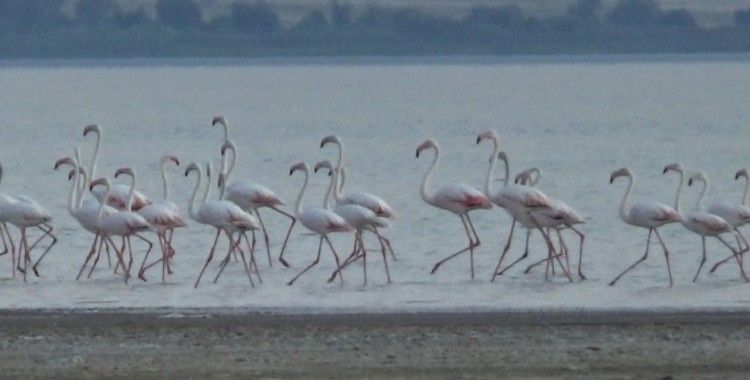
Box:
[476,136,481,144]
[289,169,294,176]
[609,176,615,184]
[319,141,326,148]
[328,171,332,177]
[688,178,694,186]
[662,167,668,174]
[415,150,420,158]
[314,167,319,173]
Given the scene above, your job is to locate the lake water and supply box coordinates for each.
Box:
[1,55,749,311]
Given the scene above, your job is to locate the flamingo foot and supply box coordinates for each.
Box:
[138,270,148,282]
[279,257,290,268]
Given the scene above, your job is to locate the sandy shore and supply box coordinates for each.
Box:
[0,309,749,378]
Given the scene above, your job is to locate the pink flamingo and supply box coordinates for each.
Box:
[286,162,352,286]
[709,168,750,273]
[416,139,492,280]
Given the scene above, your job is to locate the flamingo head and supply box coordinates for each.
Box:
[736,169,748,181]
[320,135,341,149]
[83,124,100,137]
[68,167,85,181]
[289,162,308,176]
[416,139,437,158]
[314,160,333,176]
[211,115,227,127]
[515,167,539,186]
[114,167,134,179]
[160,155,180,167]
[217,173,225,188]
[54,156,75,171]
[609,168,632,184]
[688,171,707,187]
[184,162,200,177]
[89,177,108,191]
[221,140,236,157]
[662,162,684,175]
[476,130,499,144]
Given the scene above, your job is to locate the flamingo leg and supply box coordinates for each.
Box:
[610,228,653,286]
[242,231,261,283]
[3,223,16,278]
[430,214,476,279]
[213,232,239,284]
[88,235,110,279]
[528,213,571,282]
[254,209,272,268]
[328,233,359,283]
[28,223,58,276]
[567,225,586,280]
[76,232,100,281]
[371,228,392,283]
[324,236,345,284]
[136,233,161,282]
[105,237,128,281]
[194,229,221,289]
[499,227,533,277]
[373,227,396,261]
[710,229,750,273]
[523,251,566,274]
[693,236,707,283]
[491,218,516,282]
[0,223,12,278]
[235,233,256,287]
[269,206,296,268]
[125,237,135,284]
[715,234,749,282]
[287,236,323,286]
[20,228,28,282]
[653,228,673,287]
[359,233,367,286]
[559,229,571,275]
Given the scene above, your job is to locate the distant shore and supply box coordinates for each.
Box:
[2,308,750,377]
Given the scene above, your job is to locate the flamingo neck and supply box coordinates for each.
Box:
[334,141,344,172]
[76,169,88,210]
[420,147,439,205]
[160,160,170,201]
[672,171,684,214]
[187,169,202,221]
[125,173,136,212]
[221,123,229,142]
[294,168,309,216]
[219,145,236,201]
[88,130,101,184]
[204,164,213,204]
[618,175,634,223]
[333,167,345,204]
[67,160,80,215]
[695,180,708,211]
[483,138,498,196]
[322,171,335,209]
[743,177,749,206]
[97,183,111,223]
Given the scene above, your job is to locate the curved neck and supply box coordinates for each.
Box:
[125,174,136,212]
[743,177,749,206]
[323,171,335,209]
[219,146,236,201]
[334,142,344,171]
[67,162,80,215]
[221,123,229,142]
[160,160,170,201]
[672,171,684,213]
[333,167,344,204]
[695,180,708,211]
[187,169,202,220]
[88,130,101,181]
[294,169,309,215]
[618,175,634,223]
[77,169,88,210]
[420,147,439,204]
[204,165,213,204]
[483,139,498,196]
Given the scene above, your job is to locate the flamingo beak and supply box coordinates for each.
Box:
[218,174,224,188]
[54,157,74,170]
[476,136,482,144]
[609,175,615,184]
[89,178,105,191]
[83,124,98,136]
[68,169,76,181]
[688,178,694,186]
[170,156,180,166]
[211,116,225,126]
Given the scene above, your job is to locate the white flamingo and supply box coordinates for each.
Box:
[320,135,396,260]
[416,138,492,280]
[83,124,150,211]
[662,165,747,282]
[286,162,351,286]
[0,161,57,280]
[314,160,390,285]
[217,139,296,268]
[185,162,259,288]
[54,151,118,280]
[135,155,187,282]
[709,168,750,273]
[90,175,151,283]
[608,168,681,287]
[512,168,587,280]
[475,132,569,282]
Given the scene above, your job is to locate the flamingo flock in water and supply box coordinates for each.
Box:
[1,118,748,288]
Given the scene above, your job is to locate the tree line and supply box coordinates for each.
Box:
[1,0,750,58]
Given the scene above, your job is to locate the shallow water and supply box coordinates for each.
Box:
[0,55,749,311]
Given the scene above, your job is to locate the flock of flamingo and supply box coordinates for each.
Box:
[0,119,747,288]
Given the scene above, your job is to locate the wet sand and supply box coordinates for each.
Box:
[1,309,750,378]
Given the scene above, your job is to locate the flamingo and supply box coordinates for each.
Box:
[709,168,750,274]
[217,139,296,268]
[83,124,150,211]
[320,135,396,260]
[286,162,351,286]
[185,162,259,288]
[512,168,587,280]
[313,160,391,285]
[0,161,57,280]
[662,166,747,282]
[475,132,569,282]
[135,155,187,282]
[608,168,681,287]
[212,117,296,268]
[89,175,151,283]
[54,151,118,280]
[416,139,492,280]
